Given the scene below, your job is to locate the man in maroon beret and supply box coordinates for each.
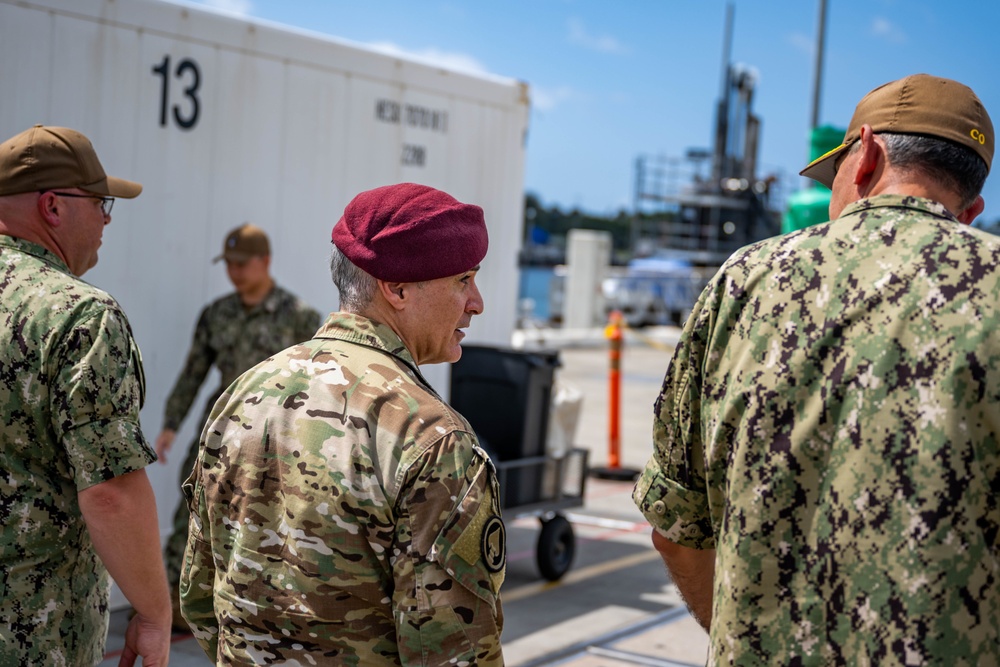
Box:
[180,183,506,665]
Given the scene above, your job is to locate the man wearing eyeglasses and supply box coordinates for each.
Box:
[154,222,321,631]
[0,125,171,665]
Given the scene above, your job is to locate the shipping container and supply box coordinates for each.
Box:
[1,0,530,606]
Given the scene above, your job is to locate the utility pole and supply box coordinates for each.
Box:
[712,2,735,187]
[810,0,828,129]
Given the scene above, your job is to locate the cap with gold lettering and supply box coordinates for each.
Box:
[801,74,994,188]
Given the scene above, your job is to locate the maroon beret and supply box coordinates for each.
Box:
[332,182,488,282]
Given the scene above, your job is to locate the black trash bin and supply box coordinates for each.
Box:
[449,345,560,508]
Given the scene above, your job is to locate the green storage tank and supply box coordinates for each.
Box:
[782,124,845,234]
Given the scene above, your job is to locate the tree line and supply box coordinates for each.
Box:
[522,192,678,264]
[524,191,1000,265]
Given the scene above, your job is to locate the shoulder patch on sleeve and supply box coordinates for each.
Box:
[452,485,493,567]
[481,515,506,573]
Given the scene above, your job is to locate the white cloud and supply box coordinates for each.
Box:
[202,0,253,14]
[567,18,628,54]
[531,85,576,112]
[870,17,906,44]
[788,31,814,56]
[366,41,492,77]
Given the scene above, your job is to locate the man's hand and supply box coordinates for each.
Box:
[155,429,177,464]
[119,611,171,667]
[79,470,172,664]
[651,529,716,631]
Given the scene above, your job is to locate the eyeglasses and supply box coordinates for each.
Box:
[832,140,857,177]
[43,191,115,216]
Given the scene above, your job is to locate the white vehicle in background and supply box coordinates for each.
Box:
[602,253,710,327]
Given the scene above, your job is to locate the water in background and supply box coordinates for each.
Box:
[518,265,555,322]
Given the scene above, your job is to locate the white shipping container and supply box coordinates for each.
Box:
[1,0,530,607]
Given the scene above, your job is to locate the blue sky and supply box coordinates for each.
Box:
[180,0,1000,222]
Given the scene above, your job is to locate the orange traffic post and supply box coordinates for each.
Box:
[606,310,623,468]
[590,310,641,481]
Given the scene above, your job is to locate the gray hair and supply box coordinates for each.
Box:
[880,132,988,209]
[329,244,377,313]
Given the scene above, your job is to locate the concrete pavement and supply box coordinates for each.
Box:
[100,328,710,666]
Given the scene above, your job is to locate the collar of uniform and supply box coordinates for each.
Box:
[0,234,73,274]
[839,193,957,223]
[314,312,418,369]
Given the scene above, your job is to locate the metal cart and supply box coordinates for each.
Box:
[450,345,588,581]
[494,447,589,581]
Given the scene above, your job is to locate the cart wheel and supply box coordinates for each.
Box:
[536,514,575,581]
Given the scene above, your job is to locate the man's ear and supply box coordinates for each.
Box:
[37,191,62,228]
[853,124,881,188]
[377,279,408,311]
[955,195,985,225]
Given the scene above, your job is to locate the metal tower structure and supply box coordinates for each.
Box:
[631,3,781,265]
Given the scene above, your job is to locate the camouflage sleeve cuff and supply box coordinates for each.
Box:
[179,519,219,658]
[64,420,156,490]
[633,458,715,550]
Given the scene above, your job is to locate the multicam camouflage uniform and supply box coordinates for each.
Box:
[0,237,154,666]
[161,286,321,585]
[180,313,506,666]
[634,195,1000,665]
